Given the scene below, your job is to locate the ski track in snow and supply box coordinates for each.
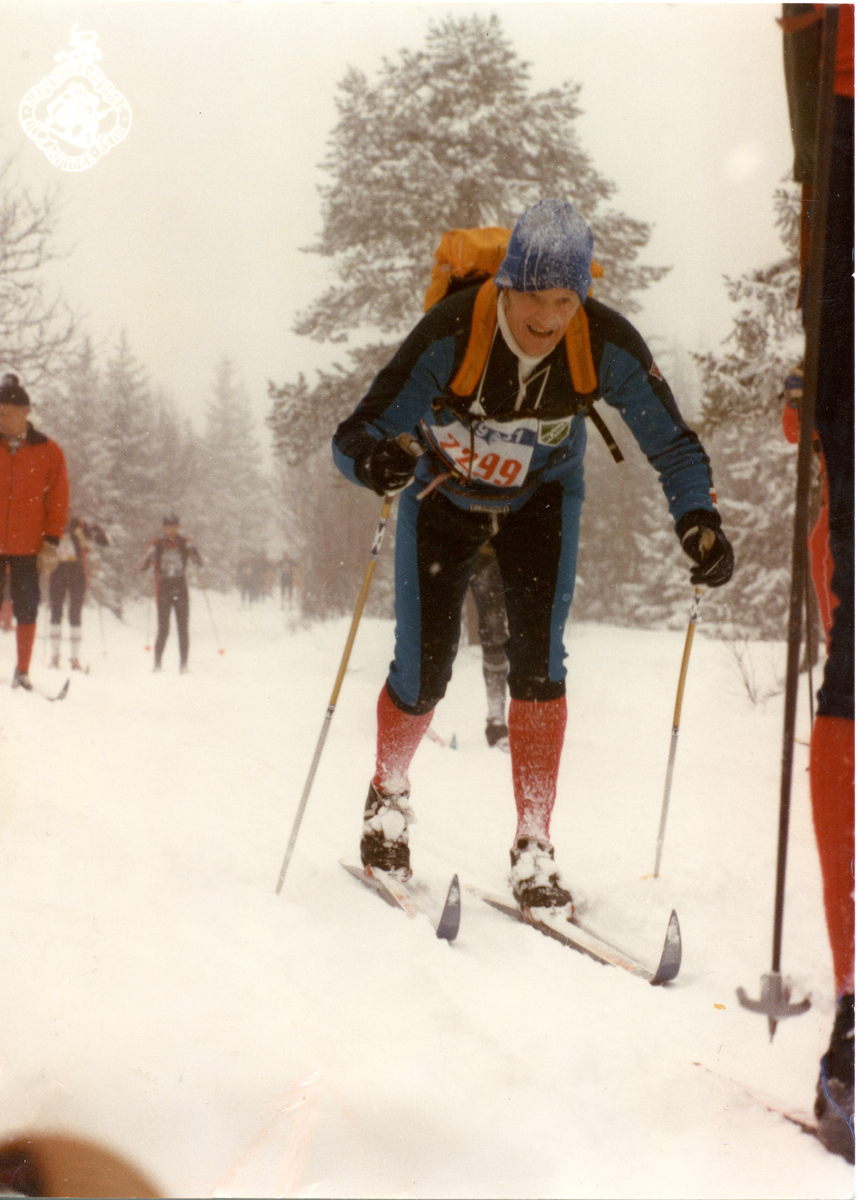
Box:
[0,592,851,1198]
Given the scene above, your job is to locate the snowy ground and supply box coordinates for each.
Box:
[0,586,852,1199]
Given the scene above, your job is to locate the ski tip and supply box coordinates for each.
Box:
[435,873,461,942]
[649,908,682,986]
[56,679,70,700]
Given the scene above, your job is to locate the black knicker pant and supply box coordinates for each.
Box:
[388,481,583,715]
[155,578,190,666]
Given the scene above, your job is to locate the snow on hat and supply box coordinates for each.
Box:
[494,199,593,301]
[0,373,30,407]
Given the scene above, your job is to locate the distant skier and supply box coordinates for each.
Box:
[469,542,510,750]
[333,199,733,910]
[140,514,202,673]
[0,373,69,690]
[49,517,109,671]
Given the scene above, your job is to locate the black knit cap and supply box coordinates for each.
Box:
[162,513,179,526]
[0,373,30,407]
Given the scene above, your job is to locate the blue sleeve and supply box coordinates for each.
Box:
[599,342,715,524]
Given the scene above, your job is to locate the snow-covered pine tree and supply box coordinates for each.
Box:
[267,12,668,617]
[99,334,173,612]
[0,154,75,384]
[198,358,270,591]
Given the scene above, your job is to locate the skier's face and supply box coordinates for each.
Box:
[0,403,29,439]
[503,288,581,358]
[163,523,179,541]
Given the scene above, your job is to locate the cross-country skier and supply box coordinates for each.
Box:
[0,373,69,690]
[139,514,203,673]
[332,198,733,911]
[48,517,109,671]
[781,2,854,1162]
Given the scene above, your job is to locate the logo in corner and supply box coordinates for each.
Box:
[19,26,131,172]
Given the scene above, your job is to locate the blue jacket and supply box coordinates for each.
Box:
[333,284,716,523]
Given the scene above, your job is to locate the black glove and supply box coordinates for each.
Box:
[361,436,422,496]
[676,510,734,588]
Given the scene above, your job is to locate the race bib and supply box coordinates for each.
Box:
[424,417,539,488]
[160,547,184,578]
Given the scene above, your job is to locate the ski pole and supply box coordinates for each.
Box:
[144,575,153,652]
[276,491,396,894]
[652,586,703,878]
[197,568,225,655]
[736,4,838,1040]
[91,551,107,656]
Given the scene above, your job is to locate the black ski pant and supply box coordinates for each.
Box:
[49,561,86,627]
[155,578,190,667]
[387,480,582,715]
[0,556,39,624]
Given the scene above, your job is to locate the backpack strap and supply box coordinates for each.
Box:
[450,280,598,398]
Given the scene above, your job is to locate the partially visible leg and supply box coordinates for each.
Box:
[48,566,66,667]
[361,489,486,878]
[508,695,567,843]
[67,565,86,669]
[9,557,40,687]
[175,582,190,669]
[470,547,510,747]
[493,482,582,909]
[809,93,854,1163]
[153,584,170,669]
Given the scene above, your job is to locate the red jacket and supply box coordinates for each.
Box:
[0,425,69,555]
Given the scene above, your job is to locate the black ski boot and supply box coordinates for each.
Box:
[485,720,510,751]
[815,991,855,1164]
[360,782,413,881]
[510,836,573,912]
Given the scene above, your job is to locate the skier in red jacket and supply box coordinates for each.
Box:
[0,373,69,690]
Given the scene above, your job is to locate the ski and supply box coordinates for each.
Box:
[340,859,460,941]
[692,1063,825,1147]
[12,677,69,702]
[468,886,681,985]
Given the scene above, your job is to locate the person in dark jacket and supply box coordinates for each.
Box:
[139,514,202,673]
[48,516,109,671]
[333,199,733,910]
[0,373,69,690]
[781,2,854,1163]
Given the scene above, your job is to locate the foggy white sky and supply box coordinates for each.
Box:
[1,2,795,446]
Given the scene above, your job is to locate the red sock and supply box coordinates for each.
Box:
[509,696,567,842]
[372,684,434,796]
[15,622,36,673]
[809,715,855,995]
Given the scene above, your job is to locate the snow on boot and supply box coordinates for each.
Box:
[486,720,510,751]
[360,781,414,881]
[815,991,855,1164]
[12,669,32,691]
[510,836,573,913]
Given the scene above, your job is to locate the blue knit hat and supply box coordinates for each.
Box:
[495,200,593,301]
